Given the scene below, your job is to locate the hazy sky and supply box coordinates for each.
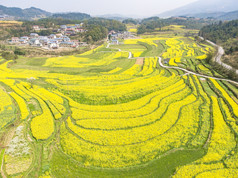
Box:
[0,0,197,17]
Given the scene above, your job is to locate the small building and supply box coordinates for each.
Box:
[67,26,76,31]
[29,38,41,46]
[60,25,67,31]
[19,39,28,44]
[109,30,116,34]
[164,58,170,65]
[48,43,59,49]
[65,29,76,35]
[30,33,39,38]
[76,28,85,33]
[21,36,29,41]
[40,39,49,46]
[56,33,63,38]
[59,41,77,48]
[39,36,48,40]
[32,25,40,31]
[55,38,63,43]
[48,34,56,39]
[11,37,20,43]
[49,39,59,44]
[62,36,70,42]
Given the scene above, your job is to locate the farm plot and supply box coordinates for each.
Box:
[0,37,237,178]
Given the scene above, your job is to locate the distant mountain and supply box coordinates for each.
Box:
[96,14,131,21]
[52,13,91,20]
[183,10,238,21]
[0,5,51,20]
[218,11,238,21]
[185,12,226,19]
[158,0,238,18]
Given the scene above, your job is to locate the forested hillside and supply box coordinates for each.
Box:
[200,20,238,69]
[0,5,51,20]
[137,17,213,34]
[52,13,91,20]
[199,20,238,43]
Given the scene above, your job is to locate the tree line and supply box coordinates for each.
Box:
[199,20,238,55]
[136,17,214,34]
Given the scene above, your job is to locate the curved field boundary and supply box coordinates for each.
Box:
[158,57,238,86]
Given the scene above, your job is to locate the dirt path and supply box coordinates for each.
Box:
[158,57,238,85]
[106,42,132,59]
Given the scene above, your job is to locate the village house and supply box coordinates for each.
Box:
[48,34,57,39]
[48,42,59,49]
[75,28,85,33]
[8,28,86,49]
[32,25,40,31]
[65,29,76,35]
[19,39,27,44]
[59,41,77,48]
[56,33,63,38]
[21,36,29,41]
[11,37,20,43]
[60,25,67,31]
[19,38,28,44]
[29,38,42,46]
[38,36,49,46]
[30,33,39,39]
[164,58,170,65]
[62,36,70,42]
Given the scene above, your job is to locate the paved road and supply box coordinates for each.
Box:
[200,37,238,75]
[158,57,238,85]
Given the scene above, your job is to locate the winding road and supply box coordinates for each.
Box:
[158,57,238,85]
[200,37,238,75]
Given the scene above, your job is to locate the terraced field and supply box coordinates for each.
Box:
[0,35,238,178]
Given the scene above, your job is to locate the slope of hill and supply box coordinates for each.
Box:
[0,5,51,20]
[96,14,130,21]
[184,11,238,21]
[52,12,91,20]
[0,5,91,21]
[159,0,238,18]
[185,12,226,19]
[218,10,238,20]
[200,20,238,69]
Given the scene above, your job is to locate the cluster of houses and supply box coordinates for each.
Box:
[8,32,87,49]
[7,22,135,49]
[8,23,87,49]
[109,30,135,45]
[58,23,85,35]
[32,23,85,36]
[0,14,9,19]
